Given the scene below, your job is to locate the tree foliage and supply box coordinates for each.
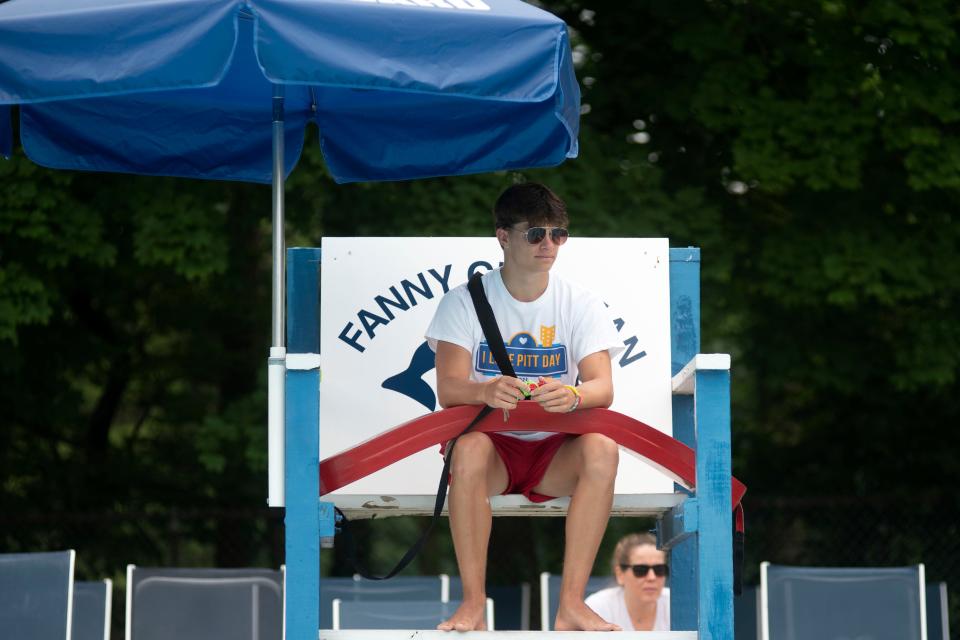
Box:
[545,0,960,498]
[1,0,958,613]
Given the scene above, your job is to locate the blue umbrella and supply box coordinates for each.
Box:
[0,0,579,183]
[0,0,580,504]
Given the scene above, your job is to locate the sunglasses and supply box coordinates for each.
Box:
[514,226,569,245]
[620,563,669,578]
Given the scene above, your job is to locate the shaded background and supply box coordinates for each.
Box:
[2,0,957,635]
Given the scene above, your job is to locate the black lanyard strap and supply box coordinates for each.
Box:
[338,272,507,580]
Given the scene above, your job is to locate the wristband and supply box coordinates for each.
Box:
[564,385,581,412]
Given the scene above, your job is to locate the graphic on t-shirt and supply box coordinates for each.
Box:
[476,327,568,378]
[540,325,556,347]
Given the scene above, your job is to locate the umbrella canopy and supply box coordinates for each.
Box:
[0,0,580,184]
[0,0,581,509]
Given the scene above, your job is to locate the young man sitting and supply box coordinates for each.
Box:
[425,182,624,631]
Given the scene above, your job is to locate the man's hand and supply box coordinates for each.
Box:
[482,375,530,410]
[530,376,578,413]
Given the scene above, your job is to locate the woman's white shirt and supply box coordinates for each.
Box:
[584,586,670,631]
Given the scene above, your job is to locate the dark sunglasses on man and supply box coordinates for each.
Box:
[515,226,569,245]
[620,563,670,578]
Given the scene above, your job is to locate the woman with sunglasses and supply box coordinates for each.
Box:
[585,533,671,631]
[426,182,624,632]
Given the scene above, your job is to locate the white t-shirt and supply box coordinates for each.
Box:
[585,586,671,631]
[425,268,623,440]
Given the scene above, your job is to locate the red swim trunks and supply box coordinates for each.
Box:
[443,432,572,503]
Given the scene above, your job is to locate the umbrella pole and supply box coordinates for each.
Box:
[267,84,286,507]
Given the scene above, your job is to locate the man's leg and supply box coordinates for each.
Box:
[438,432,509,631]
[532,433,620,631]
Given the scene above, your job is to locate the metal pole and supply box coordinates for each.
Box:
[272,85,286,349]
[267,84,286,507]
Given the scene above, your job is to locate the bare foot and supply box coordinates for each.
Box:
[555,601,621,631]
[437,599,487,632]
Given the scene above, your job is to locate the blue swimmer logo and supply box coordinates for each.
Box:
[381,341,437,411]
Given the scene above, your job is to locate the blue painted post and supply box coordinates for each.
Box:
[669,247,700,632]
[695,368,733,639]
[285,247,321,640]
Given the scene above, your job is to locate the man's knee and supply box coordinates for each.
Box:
[450,432,496,479]
[579,433,619,478]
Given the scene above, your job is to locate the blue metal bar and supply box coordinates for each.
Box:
[287,247,320,353]
[660,497,699,550]
[669,247,701,377]
[695,368,733,640]
[285,247,321,640]
[267,84,288,507]
[668,247,700,632]
[271,84,286,349]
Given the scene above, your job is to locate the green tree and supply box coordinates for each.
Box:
[2,0,959,628]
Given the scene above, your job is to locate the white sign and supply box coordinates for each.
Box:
[319,237,673,497]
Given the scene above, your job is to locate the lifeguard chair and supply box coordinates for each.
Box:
[276,238,743,640]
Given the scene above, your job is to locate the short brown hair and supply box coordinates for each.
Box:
[493,182,568,230]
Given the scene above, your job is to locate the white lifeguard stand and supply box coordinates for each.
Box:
[278,239,739,639]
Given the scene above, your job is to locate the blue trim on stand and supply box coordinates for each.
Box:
[695,369,733,639]
[669,247,701,377]
[319,501,336,539]
[660,497,699,550]
[669,248,700,632]
[285,247,321,640]
[288,248,321,354]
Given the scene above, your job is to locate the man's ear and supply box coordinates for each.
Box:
[495,227,509,249]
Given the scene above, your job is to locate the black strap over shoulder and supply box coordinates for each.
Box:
[339,271,508,580]
[467,272,516,377]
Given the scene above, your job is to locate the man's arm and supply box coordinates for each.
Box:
[531,350,614,413]
[435,340,529,410]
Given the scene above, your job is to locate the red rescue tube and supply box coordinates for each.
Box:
[319,401,746,509]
